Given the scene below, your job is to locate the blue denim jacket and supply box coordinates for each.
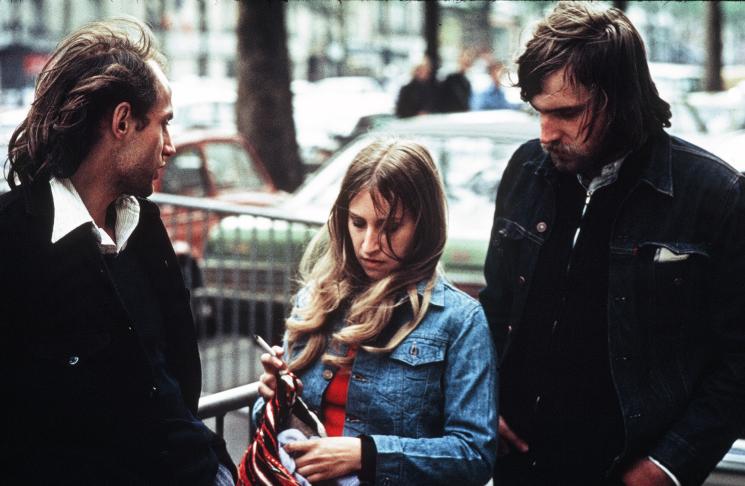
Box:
[480,133,745,484]
[254,276,498,485]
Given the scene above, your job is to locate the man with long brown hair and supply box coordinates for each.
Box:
[481,2,745,485]
[0,19,235,485]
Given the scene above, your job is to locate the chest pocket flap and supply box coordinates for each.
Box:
[491,217,543,248]
[390,335,446,367]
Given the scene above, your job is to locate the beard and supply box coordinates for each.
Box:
[541,140,597,174]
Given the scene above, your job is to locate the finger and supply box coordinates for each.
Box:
[259,372,276,389]
[499,416,529,452]
[298,463,325,482]
[260,353,285,374]
[305,471,331,484]
[283,438,317,456]
[257,382,275,401]
[272,346,284,358]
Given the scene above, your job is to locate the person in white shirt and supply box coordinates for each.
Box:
[1,18,235,485]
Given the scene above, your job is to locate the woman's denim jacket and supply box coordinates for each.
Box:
[254,276,498,485]
[480,133,745,485]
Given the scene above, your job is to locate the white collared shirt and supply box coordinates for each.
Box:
[49,177,140,254]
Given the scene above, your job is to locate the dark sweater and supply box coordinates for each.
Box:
[500,157,643,483]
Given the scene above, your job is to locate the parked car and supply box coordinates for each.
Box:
[195,110,538,340]
[156,128,286,287]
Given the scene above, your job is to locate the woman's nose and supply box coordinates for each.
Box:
[361,228,379,254]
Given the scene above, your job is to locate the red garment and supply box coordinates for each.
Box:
[322,346,357,436]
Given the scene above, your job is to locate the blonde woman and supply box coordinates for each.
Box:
[255,139,498,485]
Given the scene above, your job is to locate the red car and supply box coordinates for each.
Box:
[155,129,286,284]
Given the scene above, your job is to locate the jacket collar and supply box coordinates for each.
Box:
[415,274,446,308]
[520,132,674,197]
[636,132,673,197]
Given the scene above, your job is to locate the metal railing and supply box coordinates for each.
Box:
[195,381,745,483]
[149,192,323,393]
[197,381,260,439]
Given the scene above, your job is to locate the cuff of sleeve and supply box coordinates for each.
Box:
[649,456,682,486]
[358,434,377,483]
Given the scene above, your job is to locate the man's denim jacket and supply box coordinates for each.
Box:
[254,276,498,485]
[479,132,745,485]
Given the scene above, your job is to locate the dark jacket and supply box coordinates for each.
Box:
[437,72,471,113]
[480,132,745,485]
[395,79,435,118]
[0,180,234,485]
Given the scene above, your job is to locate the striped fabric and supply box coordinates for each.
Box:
[239,372,309,486]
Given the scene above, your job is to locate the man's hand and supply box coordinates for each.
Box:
[498,416,529,456]
[285,437,362,483]
[622,459,674,486]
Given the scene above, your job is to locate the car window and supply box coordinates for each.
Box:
[296,134,521,215]
[161,149,207,196]
[204,141,264,191]
[422,135,516,205]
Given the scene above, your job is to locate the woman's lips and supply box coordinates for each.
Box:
[360,257,384,267]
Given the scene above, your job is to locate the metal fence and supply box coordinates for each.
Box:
[150,192,324,393]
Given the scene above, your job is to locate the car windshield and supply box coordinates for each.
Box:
[161,149,207,196]
[291,133,522,225]
[205,141,264,191]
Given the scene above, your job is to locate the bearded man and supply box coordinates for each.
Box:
[481,3,745,485]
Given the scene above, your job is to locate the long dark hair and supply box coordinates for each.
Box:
[6,18,163,188]
[516,1,671,151]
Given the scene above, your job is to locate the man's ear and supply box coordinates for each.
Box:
[110,102,132,139]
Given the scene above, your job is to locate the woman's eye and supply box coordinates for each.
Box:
[351,218,365,228]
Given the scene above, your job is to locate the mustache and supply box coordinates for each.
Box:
[541,142,581,156]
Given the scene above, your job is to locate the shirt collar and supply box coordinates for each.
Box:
[49,177,140,254]
[577,153,630,193]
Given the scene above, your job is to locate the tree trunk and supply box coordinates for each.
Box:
[197,0,208,77]
[236,1,303,192]
[704,1,723,92]
[424,1,440,81]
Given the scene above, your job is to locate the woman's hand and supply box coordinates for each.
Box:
[285,437,362,483]
[257,346,303,401]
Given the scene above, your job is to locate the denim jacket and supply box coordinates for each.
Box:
[480,133,745,485]
[254,276,498,485]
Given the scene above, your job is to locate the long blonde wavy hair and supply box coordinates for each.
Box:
[286,139,447,372]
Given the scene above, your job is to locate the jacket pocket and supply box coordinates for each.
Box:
[387,335,447,402]
[489,217,532,252]
[639,242,710,336]
[382,335,448,433]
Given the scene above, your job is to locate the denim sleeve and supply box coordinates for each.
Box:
[650,176,745,484]
[370,304,499,485]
